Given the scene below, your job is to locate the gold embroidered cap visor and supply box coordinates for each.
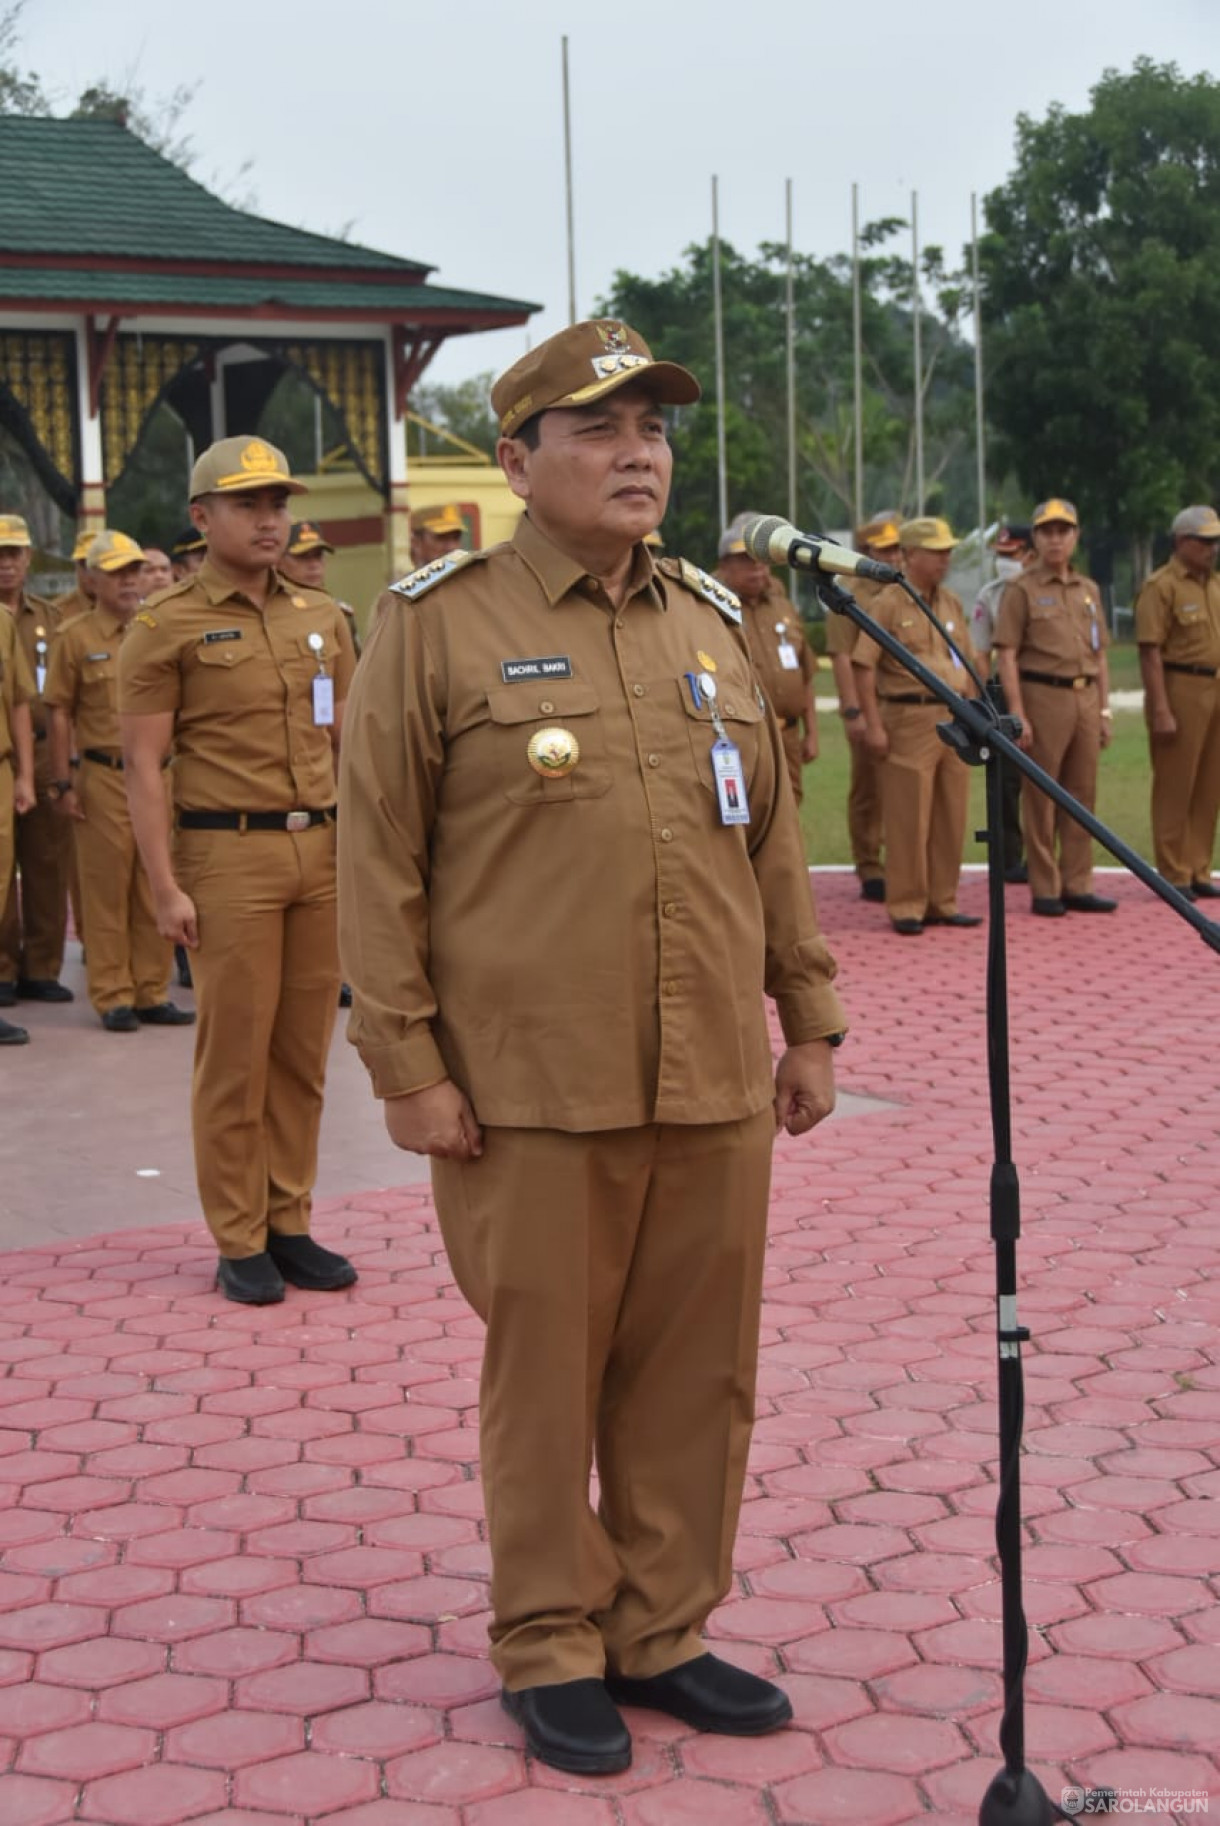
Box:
[1032,497,1079,529]
[87,528,147,572]
[492,319,701,437]
[410,503,465,535]
[898,516,958,552]
[286,520,335,555]
[855,514,901,548]
[189,435,308,500]
[71,530,96,561]
[1172,505,1220,540]
[0,514,32,548]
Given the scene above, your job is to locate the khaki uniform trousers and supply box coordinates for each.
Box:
[780,723,805,806]
[847,739,884,884]
[878,702,970,923]
[174,822,340,1257]
[1150,672,1220,887]
[74,760,171,1015]
[431,1109,775,1692]
[1021,681,1100,901]
[0,758,13,934]
[0,787,71,981]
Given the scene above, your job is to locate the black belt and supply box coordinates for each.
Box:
[1164,661,1220,678]
[34,728,46,742]
[779,715,801,729]
[83,748,170,771]
[178,808,335,832]
[1019,671,1094,690]
[879,692,940,706]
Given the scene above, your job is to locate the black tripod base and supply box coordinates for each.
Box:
[979,1767,1056,1824]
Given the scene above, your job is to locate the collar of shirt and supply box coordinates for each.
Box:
[511,514,664,613]
[87,604,127,642]
[195,555,300,611]
[1170,552,1218,590]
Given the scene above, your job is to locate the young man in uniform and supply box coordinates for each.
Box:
[715,514,818,806]
[44,530,191,1032]
[0,514,74,1007]
[0,578,36,1046]
[119,436,358,1307]
[169,528,207,580]
[994,498,1115,917]
[852,517,983,935]
[409,502,466,568]
[280,521,361,655]
[826,512,901,900]
[1135,505,1220,899]
[971,522,1034,884]
[338,320,846,1777]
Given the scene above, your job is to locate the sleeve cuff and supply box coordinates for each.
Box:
[775,985,848,1047]
[357,1026,449,1101]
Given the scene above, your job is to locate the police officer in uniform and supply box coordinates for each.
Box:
[409,502,466,568]
[0,582,36,1045]
[119,436,358,1306]
[0,514,74,1006]
[826,513,901,900]
[338,320,846,1776]
[994,498,1115,916]
[853,517,983,934]
[715,514,818,805]
[1135,505,1220,899]
[44,530,192,1032]
[280,521,361,655]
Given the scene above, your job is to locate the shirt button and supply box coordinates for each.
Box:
[632,683,646,698]
[662,902,679,917]
[724,702,735,715]
[659,827,674,842]
[662,981,677,996]
[615,618,625,630]
[539,700,554,714]
[647,753,661,767]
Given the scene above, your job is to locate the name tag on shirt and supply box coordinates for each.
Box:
[777,640,800,670]
[202,629,243,644]
[712,739,750,826]
[501,655,573,682]
[312,675,335,726]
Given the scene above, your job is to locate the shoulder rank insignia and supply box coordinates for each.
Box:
[389,549,477,602]
[666,557,743,625]
[135,611,158,629]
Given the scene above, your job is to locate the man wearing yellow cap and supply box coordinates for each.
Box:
[281,521,360,655]
[119,436,358,1306]
[852,517,983,934]
[995,498,1115,915]
[409,502,466,568]
[43,530,190,1030]
[339,320,846,1775]
[0,514,75,1008]
[0,545,36,1046]
[1136,506,1220,898]
[825,513,901,901]
[714,513,819,805]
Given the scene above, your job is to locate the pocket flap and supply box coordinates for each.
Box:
[486,679,602,726]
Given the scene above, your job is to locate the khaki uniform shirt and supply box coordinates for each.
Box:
[43,605,131,750]
[0,611,36,763]
[738,580,817,723]
[994,561,1108,676]
[825,575,887,659]
[117,558,357,811]
[339,515,845,1129]
[1134,556,1220,669]
[852,583,979,691]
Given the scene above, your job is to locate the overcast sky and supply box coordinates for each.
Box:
[17,0,1220,388]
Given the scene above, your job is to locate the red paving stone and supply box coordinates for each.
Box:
[2,873,1220,1822]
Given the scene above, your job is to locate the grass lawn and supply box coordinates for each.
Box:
[799,643,1164,871]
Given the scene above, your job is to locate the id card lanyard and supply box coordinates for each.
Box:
[308,632,334,726]
[690,668,750,827]
[35,631,48,694]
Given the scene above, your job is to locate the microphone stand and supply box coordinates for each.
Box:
[813,572,1220,1826]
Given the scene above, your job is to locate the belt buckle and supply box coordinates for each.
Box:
[1073,677,1085,690]
[285,810,311,832]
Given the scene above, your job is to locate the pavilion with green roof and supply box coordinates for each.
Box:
[0,116,539,577]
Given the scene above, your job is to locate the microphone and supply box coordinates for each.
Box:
[741,514,901,584]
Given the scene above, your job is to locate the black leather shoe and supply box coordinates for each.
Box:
[17,978,74,1002]
[1062,892,1117,913]
[1191,879,1220,899]
[860,878,886,903]
[0,981,17,1008]
[0,1017,30,1046]
[924,912,982,928]
[607,1653,793,1737]
[1175,884,1199,901]
[502,1680,631,1775]
[136,1002,197,1026]
[1031,898,1066,917]
[101,1006,139,1032]
[891,918,924,935]
[1004,863,1029,884]
[217,1253,285,1305]
[266,1234,358,1291]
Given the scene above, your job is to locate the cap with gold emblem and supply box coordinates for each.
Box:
[87,529,146,572]
[856,511,902,549]
[994,522,1032,553]
[898,516,958,552]
[0,514,32,548]
[189,435,307,501]
[71,529,97,561]
[492,319,701,438]
[286,520,335,557]
[170,526,207,558]
[1172,505,1220,540]
[1032,497,1079,529]
[410,503,465,537]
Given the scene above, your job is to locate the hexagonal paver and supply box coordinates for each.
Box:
[97,1672,228,1731]
[236,1661,369,1715]
[18,1721,156,1782]
[163,1709,304,1769]
[234,1749,380,1815]
[78,1764,226,1826]
[384,1742,520,1806]
[309,1699,442,1758]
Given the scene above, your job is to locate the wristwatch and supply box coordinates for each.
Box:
[841,705,862,721]
[825,1032,846,1048]
[47,779,73,799]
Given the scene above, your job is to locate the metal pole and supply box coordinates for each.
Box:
[562,36,577,325]
[785,178,797,530]
[912,189,924,514]
[972,192,988,575]
[712,174,728,530]
[852,182,864,527]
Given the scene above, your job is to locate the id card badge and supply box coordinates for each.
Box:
[1090,611,1100,652]
[712,738,750,826]
[777,640,800,671]
[36,664,47,693]
[312,674,335,726]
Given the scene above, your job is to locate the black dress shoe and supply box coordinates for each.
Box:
[1191,879,1220,899]
[860,878,886,903]
[101,1006,139,1032]
[891,918,924,935]
[607,1653,793,1737]
[502,1680,631,1775]
[136,1002,197,1026]
[0,981,16,1008]
[1175,884,1199,901]
[216,1253,285,1305]
[924,912,983,928]
[0,1017,30,1046]
[1062,892,1117,913]
[266,1233,358,1291]
[1031,897,1066,917]
[1004,863,1029,884]
[17,978,74,1002]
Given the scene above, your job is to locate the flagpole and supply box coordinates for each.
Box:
[972,192,988,572]
[852,181,864,528]
[712,174,728,530]
[785,178,797,529]
[562,36,577,324]
[912,188,924,514]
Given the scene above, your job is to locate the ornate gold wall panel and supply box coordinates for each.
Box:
[100,336,199,482]
[0,332,77,493]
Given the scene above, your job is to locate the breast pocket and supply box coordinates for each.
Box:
[678,678,767,794]
[192,639,263,709]
[484,679,612,805]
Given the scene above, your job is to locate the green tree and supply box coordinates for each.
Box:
[980,59,1220,546]
[411,373,500,460]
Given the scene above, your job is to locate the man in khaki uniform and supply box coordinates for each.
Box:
[0,595,36,1046]
[0,514,74,1007]
[55,529,100,623]
[281,520,361,655]
[140,547,174,596]
[853,517,983,934]
[409,501,466,567]
[971,523,1034,884]
[995,498,1115,916]
[44,530,191,1032]
[1135,505,1220,898]
[120,436,358,1307]
[339,320,846,1778]
[715,515,818,805]
[826,513,901,900]
[169,527,207,580]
